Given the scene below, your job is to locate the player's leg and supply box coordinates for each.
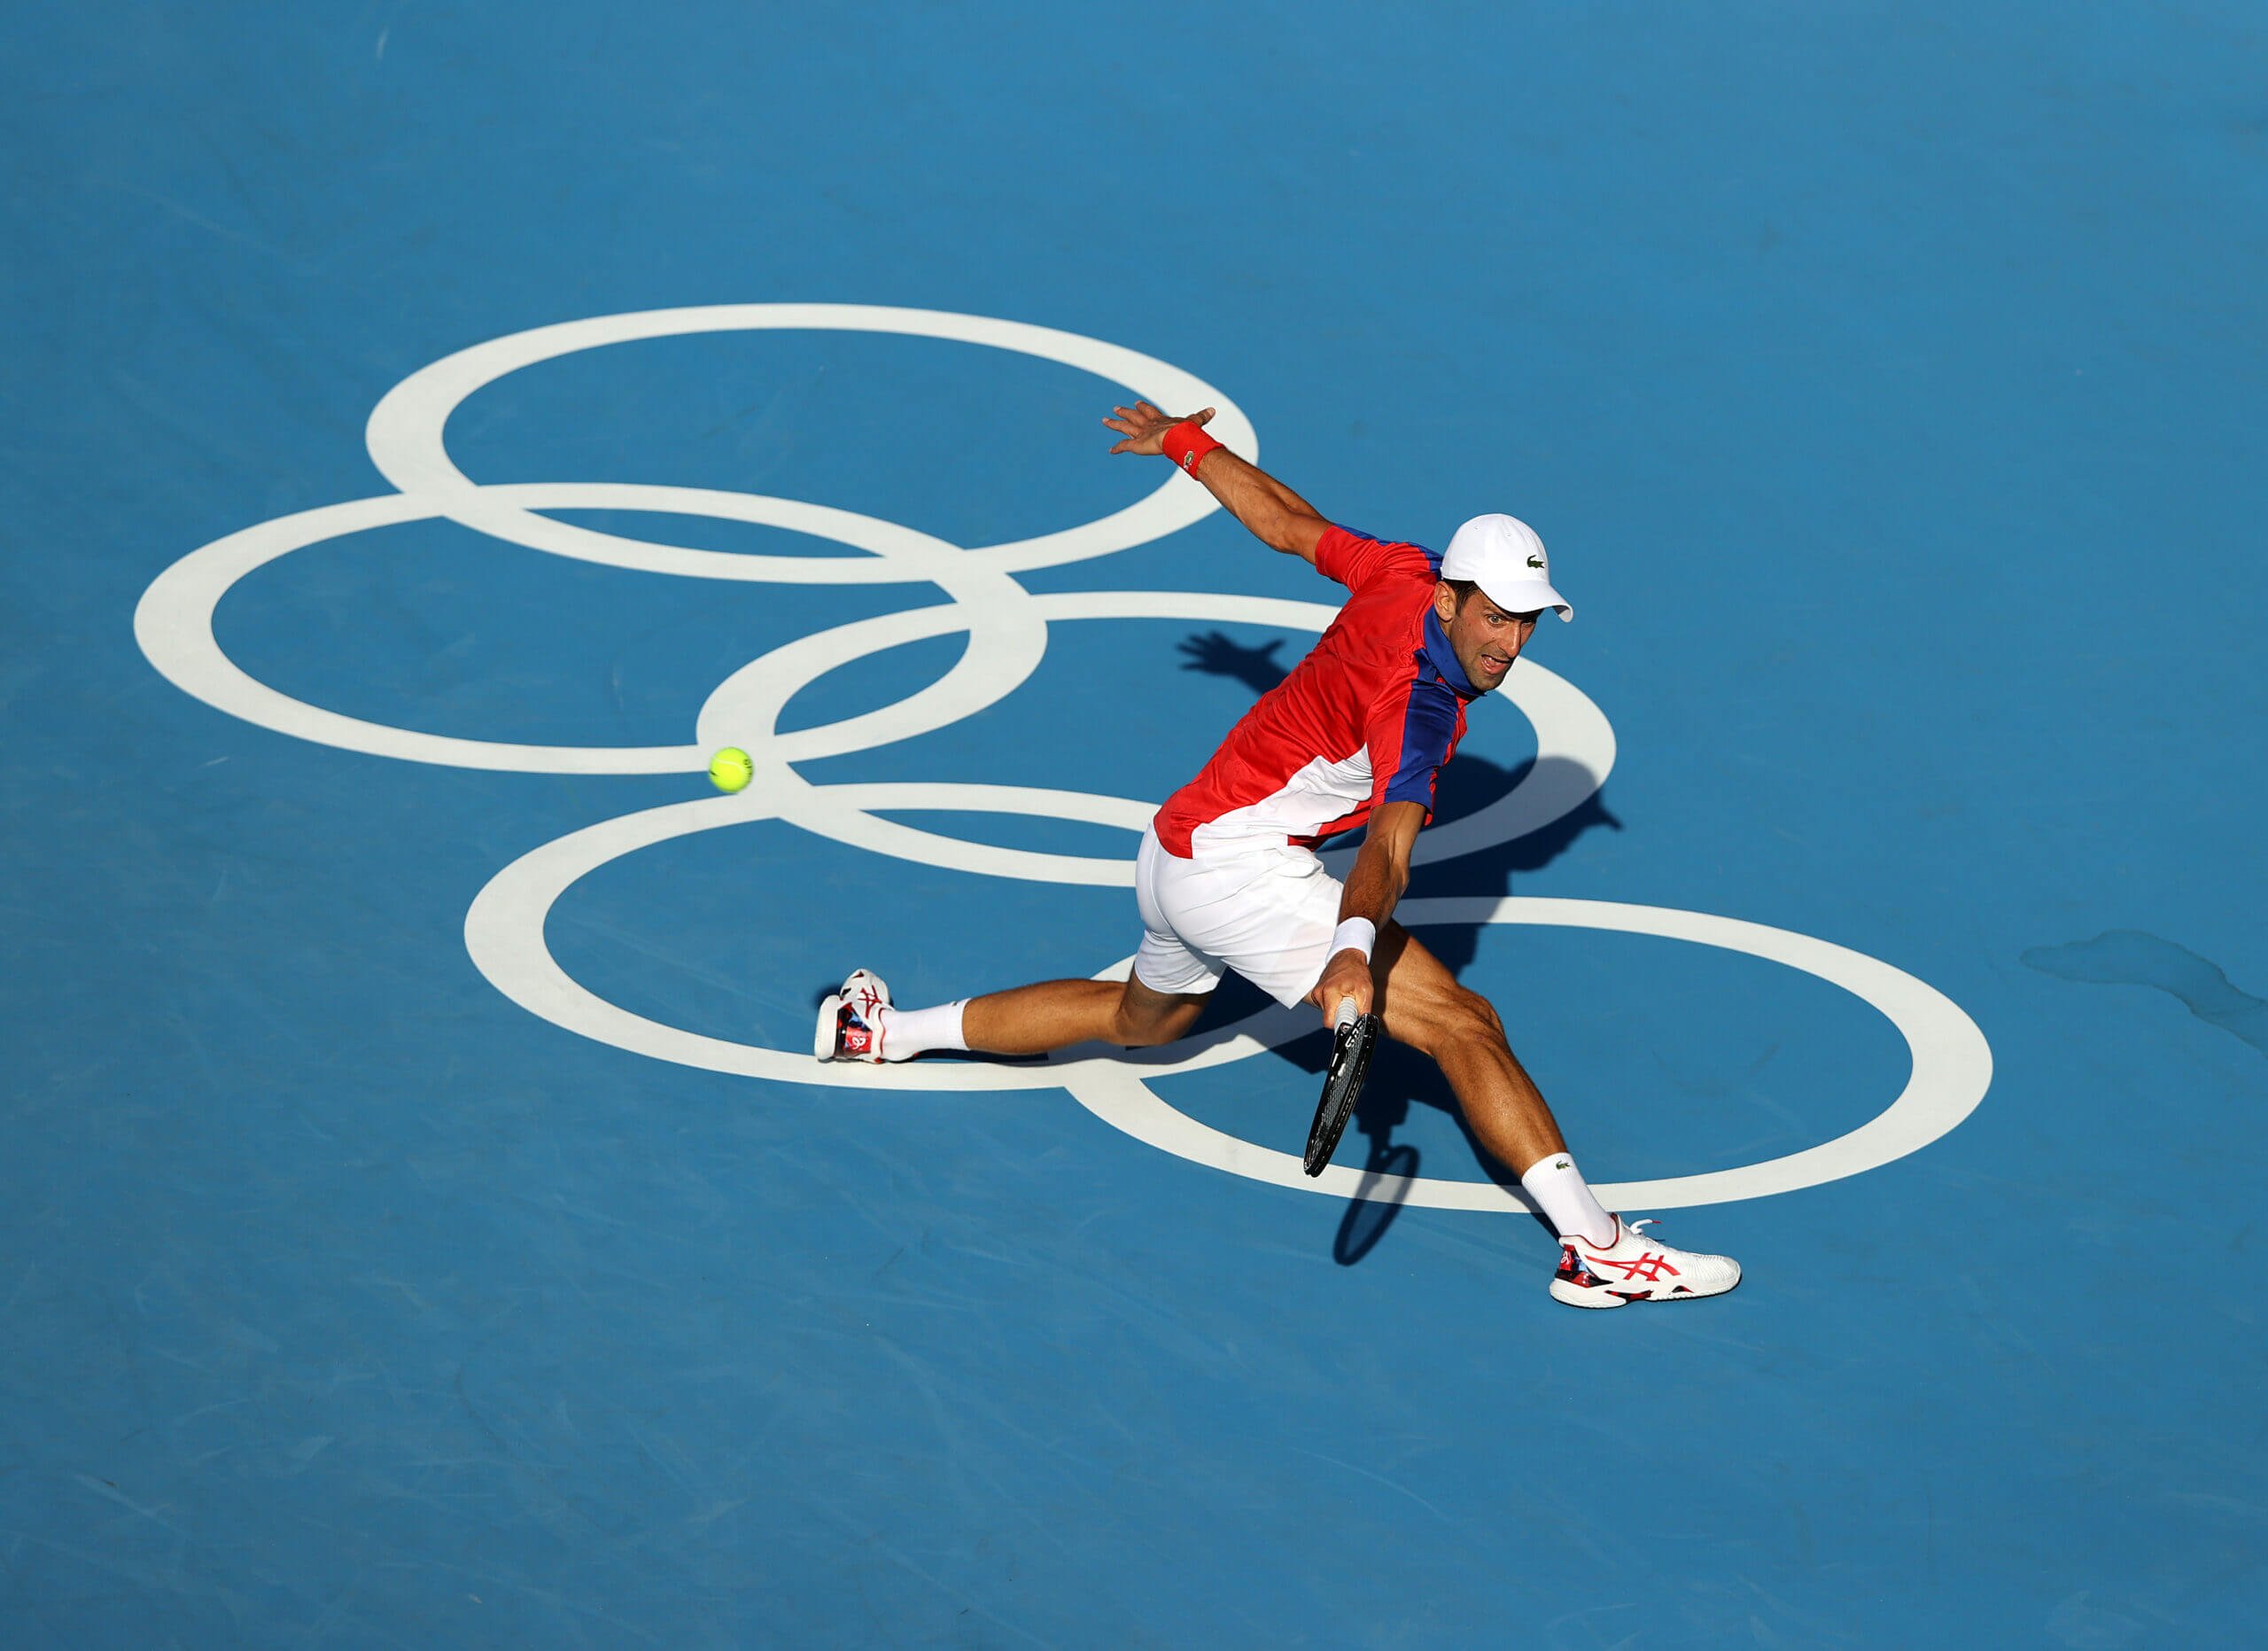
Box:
[963,972,1210,1055]
[1370,923,1740,1305]
[818,828,1220,1063]
[952,827,1221,1054]
[819,969,1211,1062]
[1187,850,1596,1200]
[1367,923,1577,1192]
[1169,845,1580,1180]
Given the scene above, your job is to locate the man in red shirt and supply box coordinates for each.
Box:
[819,401,1739,1309]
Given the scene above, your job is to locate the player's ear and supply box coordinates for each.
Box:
[1433,581,1459,623]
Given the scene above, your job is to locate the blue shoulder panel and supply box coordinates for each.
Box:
[1381,678,1462,809]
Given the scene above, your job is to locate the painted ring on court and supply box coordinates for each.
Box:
[695,588,1616,884]
[364,304,1260,582]
[465,801,1990,1208]
[1063,894,1992,1211]
[132,300,1990,1211]
[132,483,1045,774]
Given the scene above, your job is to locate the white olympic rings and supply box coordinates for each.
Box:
[134,304,1992,1211]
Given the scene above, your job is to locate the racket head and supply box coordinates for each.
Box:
[1304,1011,1380,1176]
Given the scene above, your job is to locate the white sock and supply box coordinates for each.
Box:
[1518,1151,1616,1246]
[876,1001,967,1061]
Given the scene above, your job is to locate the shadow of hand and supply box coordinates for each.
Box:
[1178,630,1286,697]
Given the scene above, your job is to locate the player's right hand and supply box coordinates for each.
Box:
[1309,946,1374,1028]
[1105,401,1214,456]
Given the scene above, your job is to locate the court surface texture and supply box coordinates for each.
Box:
[4,4,2265,1645]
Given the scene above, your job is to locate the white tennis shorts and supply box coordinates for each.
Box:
[1131,826,1345,1008]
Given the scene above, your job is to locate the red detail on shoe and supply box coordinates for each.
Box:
[1556,1244,1602,1289]
[1584,1249,1682,1283]
[838,1018,875,1058]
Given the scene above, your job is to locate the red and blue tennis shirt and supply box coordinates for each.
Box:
[1153,525,1478,858]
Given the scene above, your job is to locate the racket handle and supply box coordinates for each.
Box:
[1334,998,1361,1032]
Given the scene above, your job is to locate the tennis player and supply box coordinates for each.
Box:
[819,402,1739,1309]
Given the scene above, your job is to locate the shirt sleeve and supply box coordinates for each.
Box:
[1367,677,1463,819]
[1316,525,1435,593]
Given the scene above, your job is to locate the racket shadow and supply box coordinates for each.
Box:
[1332,1082,1420,1266]
[1326,1039,1555,1266]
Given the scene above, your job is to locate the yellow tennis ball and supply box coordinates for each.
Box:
[708,747,754,793]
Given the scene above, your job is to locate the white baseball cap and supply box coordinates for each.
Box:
[1441,514,1572,621]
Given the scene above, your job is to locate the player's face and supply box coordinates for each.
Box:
[1436,586,1539,693]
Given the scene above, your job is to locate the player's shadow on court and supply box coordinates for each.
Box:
[1177,629,1619,1265]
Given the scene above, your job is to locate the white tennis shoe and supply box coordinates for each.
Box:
[814,969,893,1062]
[1550,1217,1741,1309]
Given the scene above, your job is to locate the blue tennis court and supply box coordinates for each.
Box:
[5,4,2264,1643]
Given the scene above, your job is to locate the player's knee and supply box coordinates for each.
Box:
[1108,1006,1188,1047]
[1422,985,1506,1055]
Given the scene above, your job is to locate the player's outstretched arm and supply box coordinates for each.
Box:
[1104,401,1331,564]
[1308,800,1426,1024]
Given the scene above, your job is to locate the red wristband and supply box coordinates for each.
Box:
[1161,420,1224,476]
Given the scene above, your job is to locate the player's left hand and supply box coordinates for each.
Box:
[1309,946,1374,1027]
[1106,401,1214,456]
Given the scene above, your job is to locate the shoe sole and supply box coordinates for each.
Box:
[813,994,843,1060]
[1550,1274,1742,1310]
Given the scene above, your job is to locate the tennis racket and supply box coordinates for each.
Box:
[1303,998,1379,1177]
